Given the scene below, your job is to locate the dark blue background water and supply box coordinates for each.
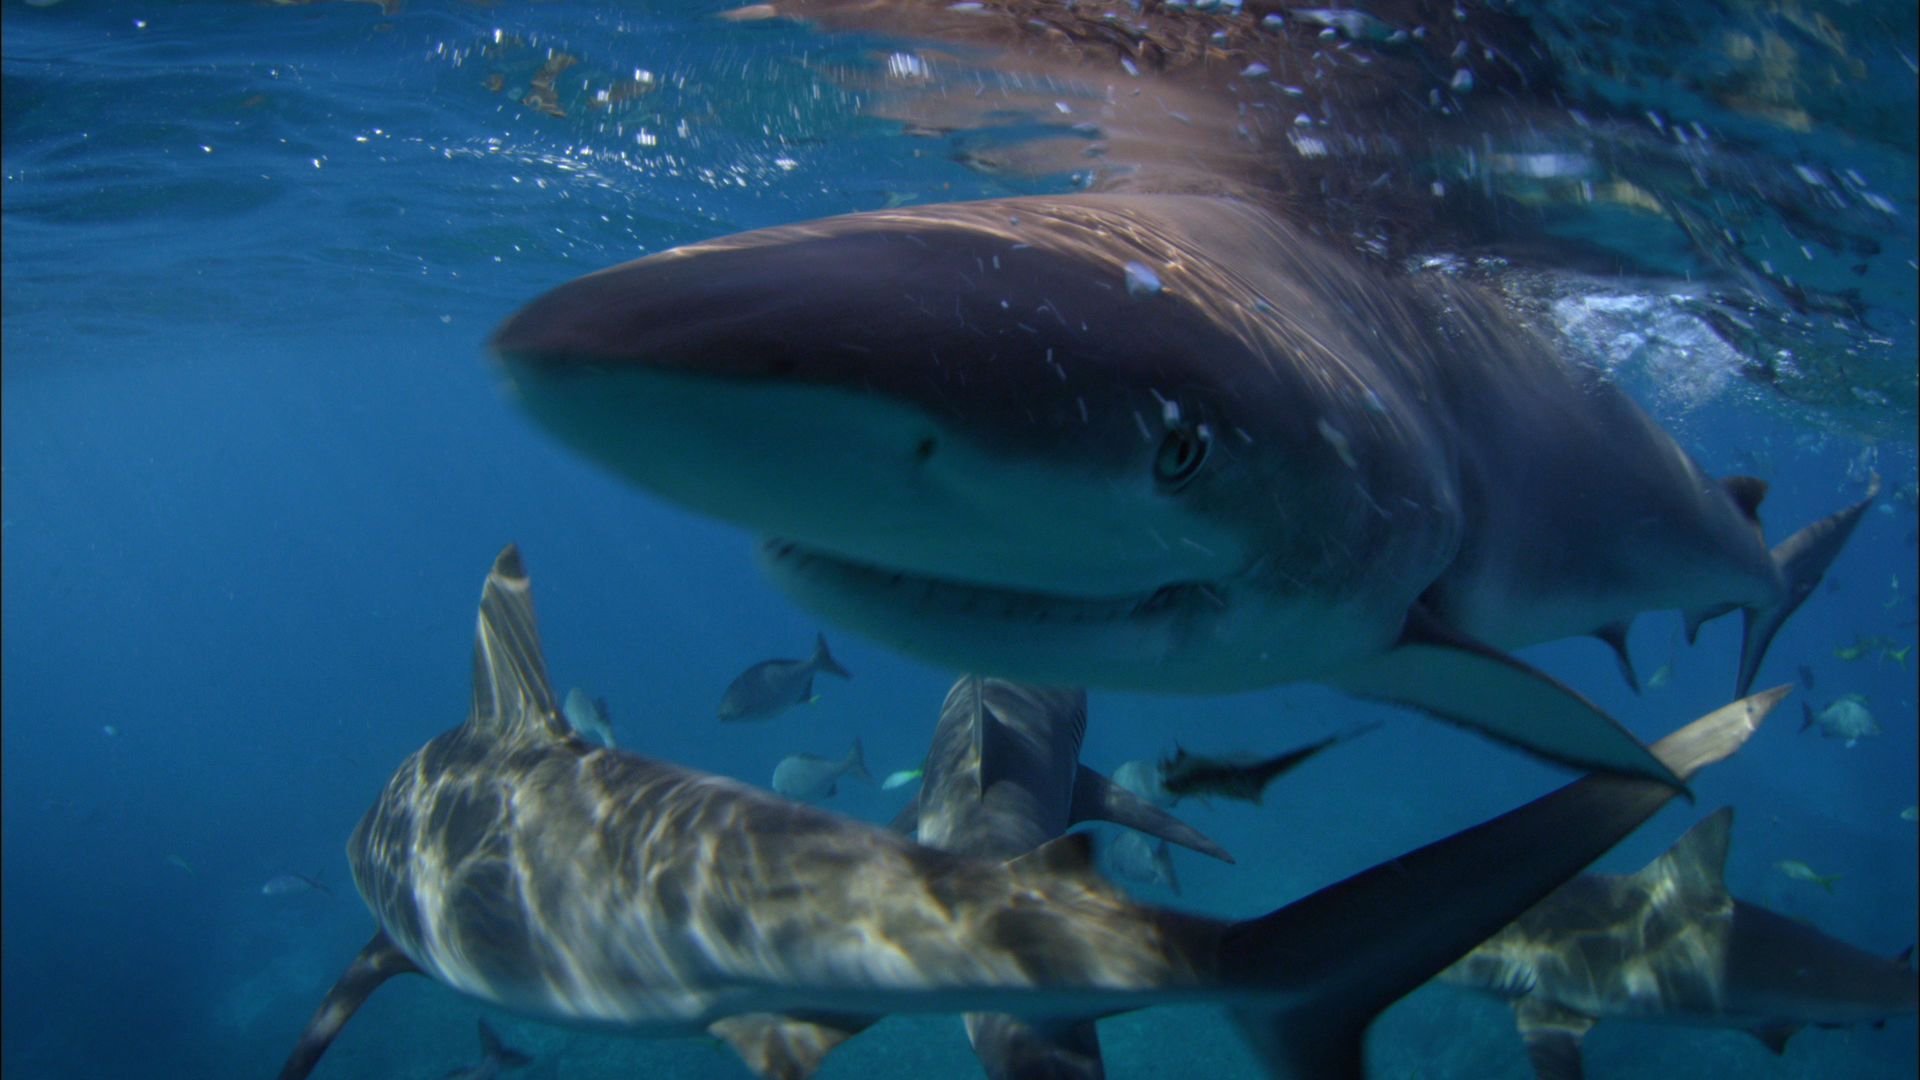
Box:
[3,1,1914,1077]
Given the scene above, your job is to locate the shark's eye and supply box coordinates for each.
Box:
[1154,422,1211,489]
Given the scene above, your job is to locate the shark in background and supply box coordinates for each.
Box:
[886,674,1233,1080]
[272,546,1787,1080]
[1441,806,1918,1080]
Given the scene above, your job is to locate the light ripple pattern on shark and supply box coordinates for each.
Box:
[492,192,1875,787]
[881,674,1233,1080]
[272,545,1789,1080]
[1442,806,1919,1080]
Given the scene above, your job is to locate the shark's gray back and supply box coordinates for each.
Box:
[347,550,1211,1034]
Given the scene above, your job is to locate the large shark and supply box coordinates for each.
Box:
[1441,806,1919,1080]
[491,192,1874,785]
[273,546,1785,1080]
[888,674,1235,1080]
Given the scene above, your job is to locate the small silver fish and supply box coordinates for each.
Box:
[262,873,334,899]
[771,738,873,800]
[1801,694,1880,748]
[1775,859,1841,893]
[1104,831,1180,894]
[443,1018,533,1080]
[1900,805,1917,823]
[718,633,851,722]
[563,687,616,748]
[1111,759,1175,807]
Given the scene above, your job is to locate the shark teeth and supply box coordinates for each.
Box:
[760,539,1216,624]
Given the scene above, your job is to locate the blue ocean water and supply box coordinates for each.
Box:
[1,1,1914,1078]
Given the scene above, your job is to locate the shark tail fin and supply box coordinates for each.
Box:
[1210,687,1784,1079]
[469,545,569,744]
[844,738,874,787]
[1737,475,1879,696]
[1334,604,1683,789]
[1069,763,1233,863]
[477,1017,534,1069]
[811,633,852,679]
[274,932,419,1080]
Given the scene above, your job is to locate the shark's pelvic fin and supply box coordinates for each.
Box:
[1737,475,1879,697]
[275,932,420,1080]
[1513,997,1595,1080]
[1593,620,1640,694]
[1745,1019,1802,1056]
[964,1013,1106,1080]
[476,1017,534,1069]
[1068,764,1233,863]
[1333,604,1683,788]
[469,544,569,744]
[709,1012,877,1080]
[1213,686,1784,1080]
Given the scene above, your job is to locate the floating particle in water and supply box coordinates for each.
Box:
[1124,261,1163,297]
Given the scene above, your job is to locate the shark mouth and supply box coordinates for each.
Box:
[757,538,1225,626]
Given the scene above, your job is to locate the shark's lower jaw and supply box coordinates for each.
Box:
[761,538,1213,623]
[757,538,1325,692]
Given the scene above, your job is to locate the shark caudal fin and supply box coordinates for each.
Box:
[274,933,420,1080]
[1737,476,1879,697]
[1069,764,1233,863]
[1333,604,1683,789]
[469,544,572,745]
[1213,686,1788,1080]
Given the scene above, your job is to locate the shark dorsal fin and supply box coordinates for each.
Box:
[1720,475,1768,525]
[468,544,567,744]
[1632,805,1734,901]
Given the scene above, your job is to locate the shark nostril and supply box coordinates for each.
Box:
[914,436,937,463]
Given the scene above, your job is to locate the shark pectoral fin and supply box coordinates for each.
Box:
[1513,997,1594,1080]
[1332,606,1683,789]
[1738,475,1879,697]
[275,932,420,1080]
[1209,688,1782,1080]
[1746,1019,1803,1055]
[1069,764,1234,863]
[709,1012,875,1080]
[1593,620,1640,694]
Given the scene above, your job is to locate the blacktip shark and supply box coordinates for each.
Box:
[273,546,1785,1080]
[1441,806,1919,1080]
[886,674,1234,1080]
[491,192,1876,786]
